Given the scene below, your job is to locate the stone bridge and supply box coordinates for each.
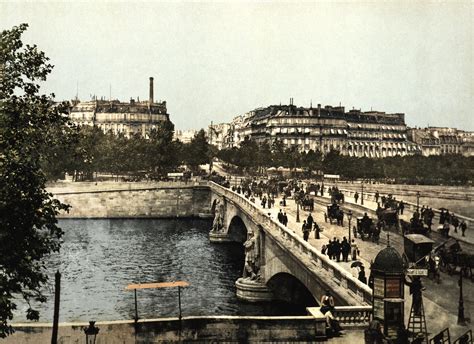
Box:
[208,182,372,308]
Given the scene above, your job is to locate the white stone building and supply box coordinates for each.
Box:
[68,77,170,138]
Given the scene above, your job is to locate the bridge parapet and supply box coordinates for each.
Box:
[209,182,372,306]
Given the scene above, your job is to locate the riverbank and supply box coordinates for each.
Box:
[48,181,212,219]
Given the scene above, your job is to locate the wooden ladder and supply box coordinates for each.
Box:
[408,298,429,343]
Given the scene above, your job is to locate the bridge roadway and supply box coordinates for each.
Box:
[208,182,372,309]
[244,186,473,339]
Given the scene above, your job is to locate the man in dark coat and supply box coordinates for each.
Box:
[341,237,351,262]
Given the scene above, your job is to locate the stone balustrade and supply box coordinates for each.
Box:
[307,306,371,326]
[333,306,372,325]
[209,182,373,305]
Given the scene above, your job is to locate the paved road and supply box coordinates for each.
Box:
[249,192,473,339]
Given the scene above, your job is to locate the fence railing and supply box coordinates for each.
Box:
[209,182,373,306]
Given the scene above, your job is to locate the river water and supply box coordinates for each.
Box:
[13,219,294,323]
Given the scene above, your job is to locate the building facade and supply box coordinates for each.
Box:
[407,127,474,157]
[68,77,171,138]
[211,101,417,158]
[174,129,198,143]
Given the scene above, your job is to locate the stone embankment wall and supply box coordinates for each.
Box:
[49,181,212,218]
[5,316,325,344]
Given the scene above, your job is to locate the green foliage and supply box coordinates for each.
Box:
[183,129,212,170]
[0,24,70,336]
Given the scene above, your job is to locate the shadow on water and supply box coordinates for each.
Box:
[13,218,307,322]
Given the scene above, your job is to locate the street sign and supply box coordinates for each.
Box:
[407,268,428,276]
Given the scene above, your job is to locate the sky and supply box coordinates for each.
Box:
[1,1,473,131]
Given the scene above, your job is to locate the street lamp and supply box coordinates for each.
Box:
[84,321,99,344]
[361,182,364,205]
[416,191,420,210]
[296,198,300,223]
[348,210,353,243]
[458,266,467,325]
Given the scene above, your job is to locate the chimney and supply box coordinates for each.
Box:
[317,104,321,117]
[149,77,154,104]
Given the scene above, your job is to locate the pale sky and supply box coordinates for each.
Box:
[1,1,473,131]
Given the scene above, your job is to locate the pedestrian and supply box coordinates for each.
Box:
[365,317,387,344]
[460,220,467,237]
[374,191,379,204]
[442,222,450,238]
[452,215,459,233]
[440,209,445,224]
[334,239,342,262]
[320,184,324,196]
[399,200,404,215]
[278,209,283,224]
[282,195,287,207]
[354,192,359,204]
[351,239,358,261]
[321,244,327,255]
[320,290,342,334]
[307,213,314,228]
[314,222,321,239]
[358,266,367,284]
[341,237,350,262]
[405,276,425,316]
[302,220,310,241]
[327,239,334,260]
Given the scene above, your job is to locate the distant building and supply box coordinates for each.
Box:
[208,123,232,149]
[68,77,171,138]
[174,129,198,143]
[212,100,416,157]
[407,127,474,157]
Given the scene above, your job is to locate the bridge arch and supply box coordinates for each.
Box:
[267,272,318,308]
[227,215,248,243]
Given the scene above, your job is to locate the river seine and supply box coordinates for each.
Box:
[14,218,295,323]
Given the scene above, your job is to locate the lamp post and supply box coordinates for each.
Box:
[296,198,300,223]
[84,321,99,344]
[416,191,420,210]
[458,266,467,325]
[348,210,353,243]
[361,182,364,205]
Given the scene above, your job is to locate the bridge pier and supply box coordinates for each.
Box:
[209,231,233,243]
[235,278,274,302]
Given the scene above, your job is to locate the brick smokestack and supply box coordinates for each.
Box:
[149,77,154,104]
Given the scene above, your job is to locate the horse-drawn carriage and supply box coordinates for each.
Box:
[376,206,399,231]
[435,239,474,279]
[404,234,435,265]
[403,234,439,282]
[325,203,344,226]
[330,190,345,204]
[301,196,314,211]
[356,215,377,241]
[400,219,429,236]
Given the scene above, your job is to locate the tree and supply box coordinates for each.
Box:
[184,129,211,170]
[0,24,70,337]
